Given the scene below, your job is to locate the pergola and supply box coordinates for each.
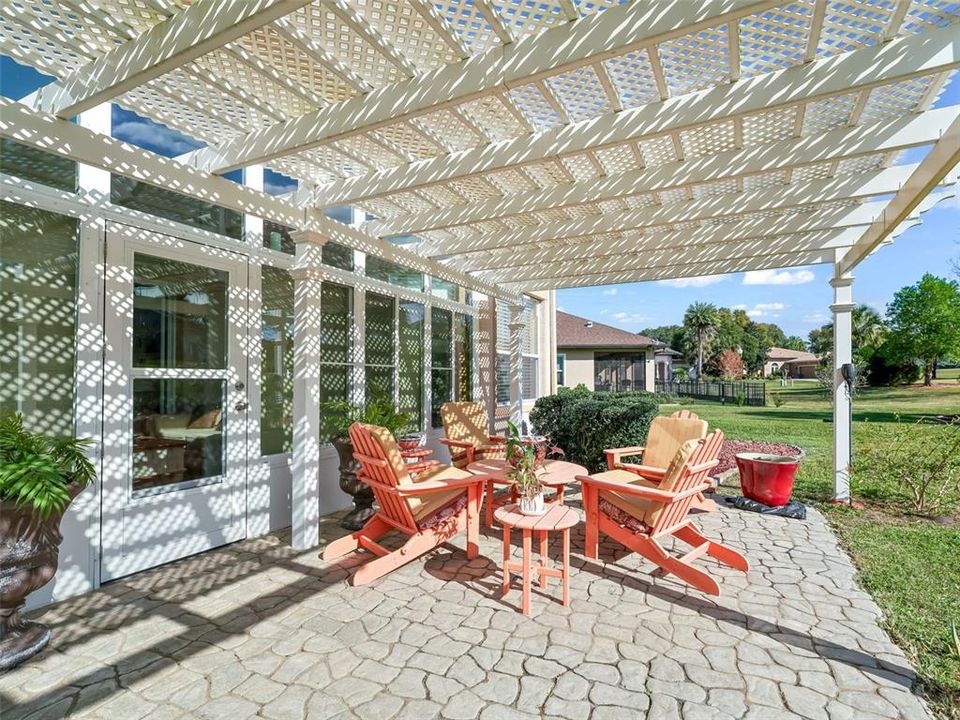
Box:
[2,0,959,547]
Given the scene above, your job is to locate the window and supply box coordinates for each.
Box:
[260,266,294,455]
[262,220,354,271]
[398,302,423,428]
[320,282,352,405]
[111,176,243,239]
[1,139,77,193]
[522,356,538,400]
[431,277,458,301]
[263,220,295,254]
[494,297,539,405]
[366,256,423,291]
[557,354,566,387]
[594,352,646,393]
[431,308,453,427]
[364,292,395,404]
[322,242,354,271]
[455,313,473,401]
[0,202,79,436]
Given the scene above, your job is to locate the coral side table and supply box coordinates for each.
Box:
[494,503,580,615]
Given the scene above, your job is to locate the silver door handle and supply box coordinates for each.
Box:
[235,401,250,412]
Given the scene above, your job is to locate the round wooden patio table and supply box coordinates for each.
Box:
[467,458,587,527]
[494,503,580,615]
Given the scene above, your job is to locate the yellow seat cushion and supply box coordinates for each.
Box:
[407,464,474,522]
[597,439,699,528]
[640,416,708,470]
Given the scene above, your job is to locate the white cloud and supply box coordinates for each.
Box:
[745,302,786,319]
[742,269,815,286]
[113,119,200,156]
[602,288,618,296]
[802,311,829,324]
[658,274,727,288]
[611,311,650,326]
[265,178,297,196]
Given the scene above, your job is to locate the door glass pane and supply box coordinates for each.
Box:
[132,378,225,494]
[133,253,228,369]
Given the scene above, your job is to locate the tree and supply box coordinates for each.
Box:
[717,348,744,380]
[885,274,960,386]
[640,324,684,352]
[807,304,888,357]
[783,336,807,351]
[683,302,719,378]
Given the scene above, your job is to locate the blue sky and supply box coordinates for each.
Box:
[2,56,958,339]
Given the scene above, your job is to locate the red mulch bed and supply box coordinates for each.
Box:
[715,440,803,475]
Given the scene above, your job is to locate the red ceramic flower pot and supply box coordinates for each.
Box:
[735,453,800,506]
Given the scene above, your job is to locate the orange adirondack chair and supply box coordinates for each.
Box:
[322,423,485,586]
[604,410,717,511]
[580,430,748,597]
[439,401,507,469]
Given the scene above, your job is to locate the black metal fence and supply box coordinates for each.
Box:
[654,380,766,407]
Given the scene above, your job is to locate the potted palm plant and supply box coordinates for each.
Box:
[505,420,548,516]
[0,414,96,670]
[320,399,412,530]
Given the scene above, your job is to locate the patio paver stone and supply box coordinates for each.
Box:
[0,497,932,720]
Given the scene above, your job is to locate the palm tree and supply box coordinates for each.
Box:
[852,304,887,349]
[683,302,720,379]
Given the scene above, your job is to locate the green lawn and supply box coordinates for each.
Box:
[664,380,960,717]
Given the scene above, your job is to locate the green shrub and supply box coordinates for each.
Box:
[868,341,923,386]
[530,387,659,472]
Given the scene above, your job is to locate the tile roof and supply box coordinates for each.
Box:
[767,346,819,362]
[557,311,662,349]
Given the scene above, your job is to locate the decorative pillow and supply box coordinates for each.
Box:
[417,494,468,530]
[599,498,651,533]
[188,408,222,429]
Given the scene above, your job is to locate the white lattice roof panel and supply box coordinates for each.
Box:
[239,25,355,103]
[353,0,459,71]
[738,1,815,78]
[658,24,731,96]
[292,3,404,88]
[4,0,958,289]
[545,65,611,123]
[431,0,500,53]
[816,0,896,57]
[604,50,661,110]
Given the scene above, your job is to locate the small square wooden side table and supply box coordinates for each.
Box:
[494,503,580,615]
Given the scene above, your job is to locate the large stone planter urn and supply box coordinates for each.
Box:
[333,437,374,531]
[0,484,81,671]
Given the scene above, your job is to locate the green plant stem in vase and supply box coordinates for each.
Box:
[505,421,547,516]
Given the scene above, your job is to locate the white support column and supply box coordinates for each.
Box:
[244,165,267,536]
[830,268,855,503]
[422,283,433,434]
[508,304,525,429]
[289,230,327,549]
[475,296,497,430]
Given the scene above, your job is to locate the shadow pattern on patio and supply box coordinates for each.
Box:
[0,497,931,720]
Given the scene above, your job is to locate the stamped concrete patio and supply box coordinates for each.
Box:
[0,497,931,720]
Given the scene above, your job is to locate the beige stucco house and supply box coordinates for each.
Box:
[764,346,820,378]
[556,311,673,392]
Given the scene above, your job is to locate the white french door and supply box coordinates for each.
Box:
[101,223,250,581]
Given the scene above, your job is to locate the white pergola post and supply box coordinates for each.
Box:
[289,230,328,549]
[830,269,855,503]
[508,304,525,429]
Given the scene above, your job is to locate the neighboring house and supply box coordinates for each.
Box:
[764,346,820,378]
[556,311,671,392]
